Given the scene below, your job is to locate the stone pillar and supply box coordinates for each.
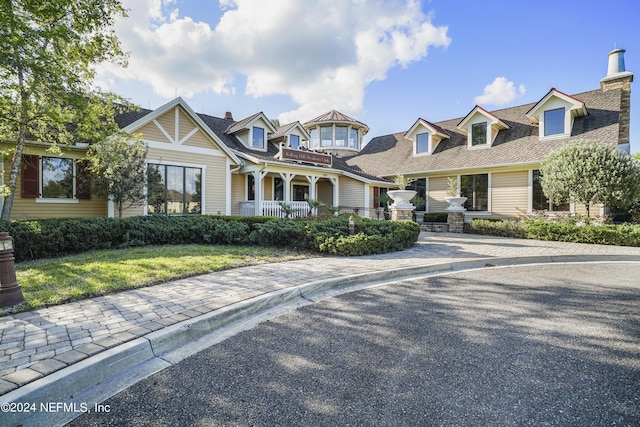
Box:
[447,211,465,233]
[390,207,414,221]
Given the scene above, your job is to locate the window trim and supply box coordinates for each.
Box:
[471,122,488,147]
[146,162,203,215]
[22,155,91,202]
[415,132,430,155]
[251,126,265,149]
[460,173,489,212]
[543,107,566,137]
[289,134,300,149]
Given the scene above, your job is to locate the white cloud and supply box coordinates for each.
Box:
[474,77,526,107]
[98,0,450,121]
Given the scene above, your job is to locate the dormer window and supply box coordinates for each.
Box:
[405,118,450,156]
[289,134,300,149]
[526,89,587,140]
[416,133,429,154]
[457,106,509,150]
[225,111,276,153]
[471,122,487,146]
[252,127,265,148]
[544,108,565,136]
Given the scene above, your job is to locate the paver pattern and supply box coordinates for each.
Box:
[1,232,640,395]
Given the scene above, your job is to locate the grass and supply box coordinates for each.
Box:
[1,245,312,316]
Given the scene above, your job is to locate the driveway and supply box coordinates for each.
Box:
[70,262,640,426]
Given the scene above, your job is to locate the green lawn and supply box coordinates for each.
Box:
[2,245,311,315]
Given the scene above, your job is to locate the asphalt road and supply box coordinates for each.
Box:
[70,262,640,426]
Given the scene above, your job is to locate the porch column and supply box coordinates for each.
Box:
[253,169,268,216]
[279,172,295,202]
[305,175,320,215]
[328,177,339,215]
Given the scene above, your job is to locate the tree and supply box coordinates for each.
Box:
[0,0,130,220]
[86,135,148,218]
[540,141,640,216]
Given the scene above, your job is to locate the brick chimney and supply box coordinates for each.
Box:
[224,111,233,120]
[600,48,633,148]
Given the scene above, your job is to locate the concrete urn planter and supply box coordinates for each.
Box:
[445,196,467,211]
[387,190,417,209]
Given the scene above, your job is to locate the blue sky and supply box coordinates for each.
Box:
[97,0,640,153]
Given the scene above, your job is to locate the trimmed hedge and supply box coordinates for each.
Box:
[1,215,420,262]
[467,218,640,246]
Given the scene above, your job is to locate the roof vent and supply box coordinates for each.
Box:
[224,111,233,120]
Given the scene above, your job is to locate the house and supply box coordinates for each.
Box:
[3,49,633,221]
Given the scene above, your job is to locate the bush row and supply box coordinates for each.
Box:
[467,219,640,246]
[1,215,420,262]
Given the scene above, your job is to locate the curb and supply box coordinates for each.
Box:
[2,254,640,426]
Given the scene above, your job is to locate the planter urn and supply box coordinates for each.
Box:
[445,196,467,212]
[387,190,417,209]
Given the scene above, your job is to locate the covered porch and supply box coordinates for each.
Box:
[238,168,339,217]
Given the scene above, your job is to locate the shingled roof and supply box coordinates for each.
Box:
[344,88,623,177]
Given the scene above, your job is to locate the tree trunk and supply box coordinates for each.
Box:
[1,59,29,221]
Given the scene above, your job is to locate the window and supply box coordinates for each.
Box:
[416,133,429,154]
[42,157,73,198]
[147,164,202,215]
[320,126,333,147]
[408,178,427,210]
[460,174,488,211]
[292,184,308,201]
[335,126,347,147]
[309,128,319,148]
[471,122,487,146]
[247,175,255,201]
[289,134,300,149]
[252,127,265,148]
[532,170,569,211]
[544,108,565,136]
[349,128,359,149]
[274,177,284,201]
[21,155,91,200]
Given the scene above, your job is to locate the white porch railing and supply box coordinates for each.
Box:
[239,201,310,218]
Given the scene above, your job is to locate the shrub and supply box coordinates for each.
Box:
[1,215,421,262]
[467,218,640,247]
[422,212,448,223]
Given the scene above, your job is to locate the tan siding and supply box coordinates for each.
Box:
[155,110,176,142]
[231,173,246,216]
[263,176,273,201]
[5,148,109,220]
[491,171,529,219]
[236,130,249,145]
[178,108,197,142]
[339,177,365,214]
[428,177,452,212]
[317,180,334,215]
[138,121,171,143]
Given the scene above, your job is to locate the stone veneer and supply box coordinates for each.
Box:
[447,212,465,233]
[390,207,414,221]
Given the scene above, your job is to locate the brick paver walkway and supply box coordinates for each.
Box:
[1,232,640,396]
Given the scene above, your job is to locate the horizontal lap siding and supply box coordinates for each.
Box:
[231,174,245,216]
[339,177,364,214]
[139,121,171,144]
[6,148,108,220]
[428,177,451,213]
[491,171,529,219]
[155,113,176,142]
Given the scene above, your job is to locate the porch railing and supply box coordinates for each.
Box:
[239,201,310,218]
